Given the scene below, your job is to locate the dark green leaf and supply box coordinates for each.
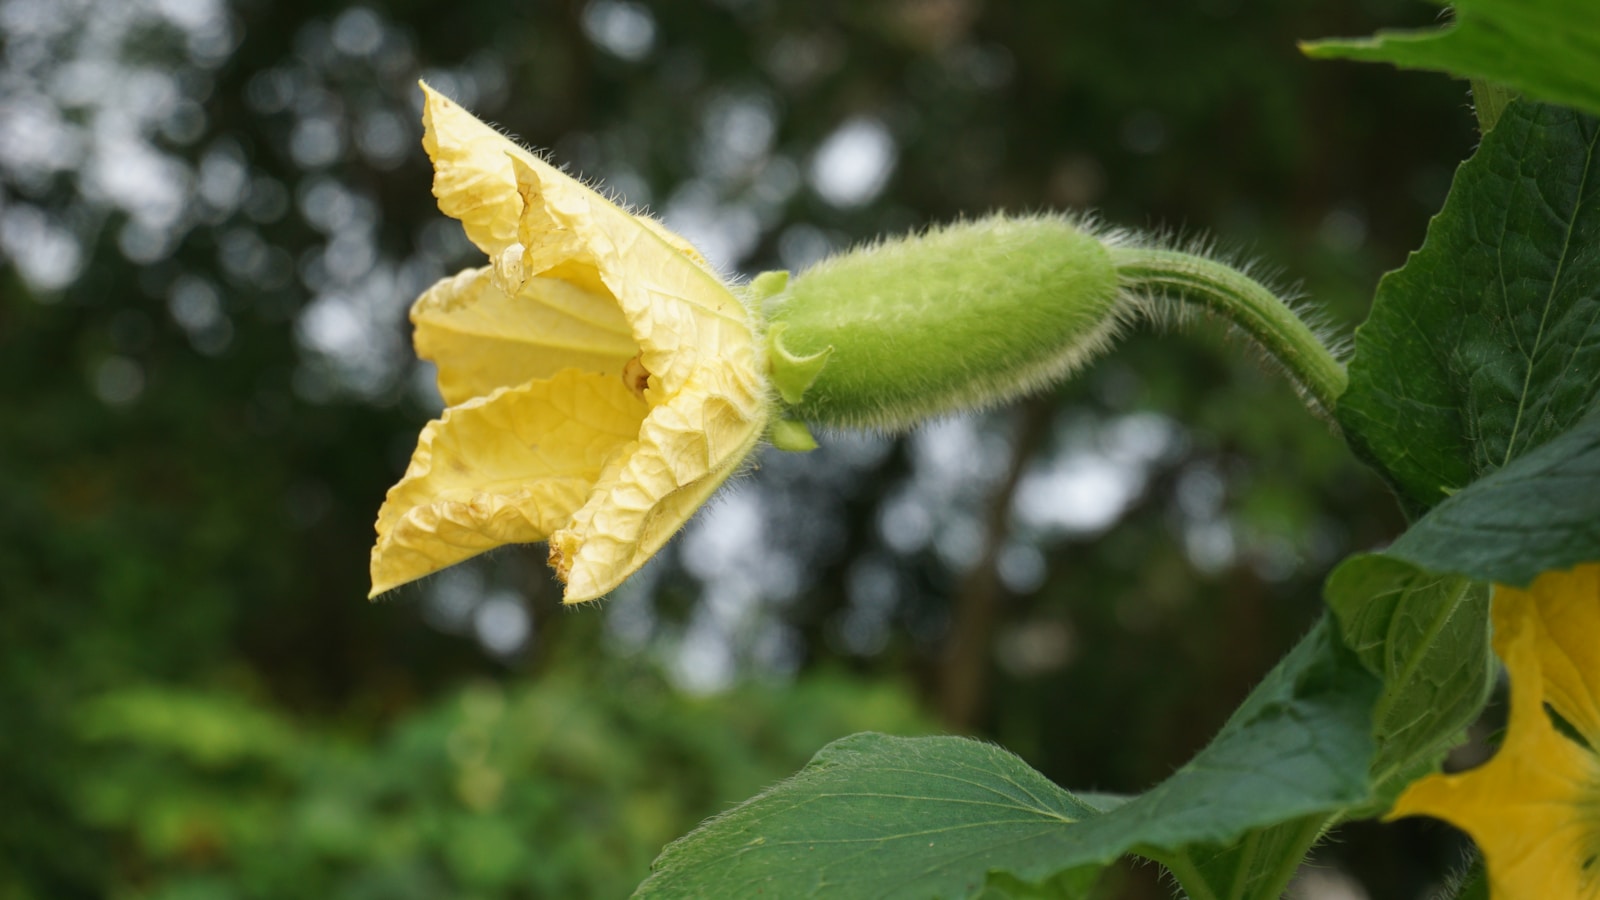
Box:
[635,621,1378,900]
[1384,404,1600,585]
[1170,557,1494,894]
[1324,554,1493,799]
[1302,0,1600,118]
[637,733,1108,900]
[1337,101,1600,511]
[1119,621,1376,855]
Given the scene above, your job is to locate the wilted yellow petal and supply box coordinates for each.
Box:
[1507,564,1600,744]
[370,369,646,596]
[420,82,545,258]
[635,212,720,278]
[505,154,760,400]
[1389,574,1600,900]
[412,266,638,406]
[377,84,772,605]
[549,386,764,603]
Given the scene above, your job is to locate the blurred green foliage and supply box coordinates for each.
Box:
[60,671,928,898]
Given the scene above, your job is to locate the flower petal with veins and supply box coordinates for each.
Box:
[370,368,646,597]
[371,83,770,603]
[411,266,636,406]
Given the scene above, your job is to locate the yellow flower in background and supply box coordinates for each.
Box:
[1388,563,1600,899]
[369,83,769,604]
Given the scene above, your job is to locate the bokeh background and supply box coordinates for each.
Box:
[0,1,1481,897]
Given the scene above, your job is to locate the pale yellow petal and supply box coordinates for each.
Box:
[548,383,767,603]
[370,369,646,596]
[407,83,770,605]
[420,82,544,258]
[1503,563,1600,744]
[505,154,761,399]
[421,82,733,312]
[412,266,638,406]
[1389,595,1600,900]
[634,213,720,279]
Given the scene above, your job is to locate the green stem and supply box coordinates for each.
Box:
[1108,246,1348,420]
[1227,830,1262,900]
[1245,814,1333,900]
[1152,813,1333,900]
[1159,852,1221,900]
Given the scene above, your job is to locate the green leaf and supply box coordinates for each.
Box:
[1123,621,1376,858]
[635,621,1379,900]
[1323,554,1493,801]
[1384,404,1600,586]
[1337,101,1600,512]
[637,733,1109,900]
[1301,0,1600,118]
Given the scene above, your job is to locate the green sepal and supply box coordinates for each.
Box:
[744,269,791,306]
[768,418,819,453]
[766,322,835,407]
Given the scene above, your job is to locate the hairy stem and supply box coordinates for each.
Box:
[1109,246,1348,420]
[1246,814,1333,900]
[1161,852,1221,900]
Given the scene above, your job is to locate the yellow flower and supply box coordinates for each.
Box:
[369,84,769,604]
[1388,563,1600,899]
